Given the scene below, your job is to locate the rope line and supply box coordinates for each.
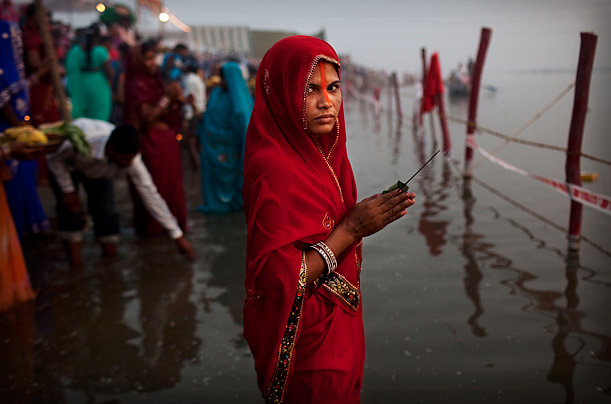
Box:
[449,159,611,258]
[472,81,576,169]
[353,88,610,257]
[443,113,611,166]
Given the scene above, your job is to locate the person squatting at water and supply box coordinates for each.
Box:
[46,118,194,267]
[242,36,417,403]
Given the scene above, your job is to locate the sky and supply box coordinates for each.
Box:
[24,0,611,74]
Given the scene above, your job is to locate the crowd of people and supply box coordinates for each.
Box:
[1,2,255,309]
[2,2,420,402]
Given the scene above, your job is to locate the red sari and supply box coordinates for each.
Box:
[243,36,364,403]
[22,23,60,126]
[124,46,187,235]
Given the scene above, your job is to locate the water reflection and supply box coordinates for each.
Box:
[0,240,199,402]
[416,161,451,257]
[135,248,199,391]
[459,177,611,402]
[203,213,247,333]
[0,303,35,404]
[460,178,487,337]
[391,117,403,165]
[547,251,580,404]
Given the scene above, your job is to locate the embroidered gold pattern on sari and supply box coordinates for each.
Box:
[319,271,360,312]
[266,252,308,403]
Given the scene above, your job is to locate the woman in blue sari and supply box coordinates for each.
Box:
[197,61,253,213]
[0,19,49,239]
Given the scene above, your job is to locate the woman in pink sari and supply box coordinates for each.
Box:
[124,39,187,235]
[242,36,417,403]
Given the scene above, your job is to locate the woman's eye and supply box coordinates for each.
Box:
[307,87,315,94]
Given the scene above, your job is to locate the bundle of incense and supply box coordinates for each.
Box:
[382,149,441,194]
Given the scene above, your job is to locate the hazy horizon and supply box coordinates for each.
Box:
[18,0,611,74]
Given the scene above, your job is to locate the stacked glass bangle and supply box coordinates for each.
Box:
[310,241,337,276]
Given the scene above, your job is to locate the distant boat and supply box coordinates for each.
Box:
[447,70,470,97]
[446,72,497,97]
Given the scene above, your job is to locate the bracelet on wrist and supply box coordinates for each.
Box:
[309,241,337,276]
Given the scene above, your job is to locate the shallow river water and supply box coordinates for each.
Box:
[1,69,610,403]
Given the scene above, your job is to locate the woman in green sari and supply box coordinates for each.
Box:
[66,24,112,121]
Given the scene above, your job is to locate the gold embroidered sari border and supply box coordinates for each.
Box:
[319,271,360,312]
[266,252,308,403]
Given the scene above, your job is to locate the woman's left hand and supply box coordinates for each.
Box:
[342,190,416,239]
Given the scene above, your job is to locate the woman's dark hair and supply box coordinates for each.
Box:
[174,43,187,53]
[25,3,36,19]
[108,124,140,154]
[25,3,51,22]
[118,42,131,61]
[84,23,101,67]
[140,38,158,56]
[100,35,113,47]
[184,57,200,73]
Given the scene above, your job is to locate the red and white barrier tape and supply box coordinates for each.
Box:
[467,136,611,216]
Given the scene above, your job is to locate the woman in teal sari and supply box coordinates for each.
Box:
[66,24,112,121]
[197,61,253,213]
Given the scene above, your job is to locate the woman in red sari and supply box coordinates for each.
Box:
[21,4,60,185]
[242,36,417,403]
[124,39,187,235]
[21,4,60,126]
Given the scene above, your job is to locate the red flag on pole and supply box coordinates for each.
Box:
[421,52,444,114]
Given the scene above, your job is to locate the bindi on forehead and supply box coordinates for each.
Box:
[319,62,331,104]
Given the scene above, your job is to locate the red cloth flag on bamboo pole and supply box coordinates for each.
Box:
[421,52,444,113]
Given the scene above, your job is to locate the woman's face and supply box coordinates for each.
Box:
[142,50,158,75]
[306,60,341,137]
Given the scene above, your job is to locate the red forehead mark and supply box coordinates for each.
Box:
[319,62,331,104]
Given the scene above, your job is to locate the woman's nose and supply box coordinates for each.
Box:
[317,93,331,108]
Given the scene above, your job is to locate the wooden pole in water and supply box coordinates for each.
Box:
[434,53,451,157]
[419,47,427,127]
[391,71,402,118]
[464,27,492,176]
[565,32,598,251]
[435,92,451,157]
[34,0,70,123]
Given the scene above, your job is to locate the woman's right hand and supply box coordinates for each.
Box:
[343,190,416,239]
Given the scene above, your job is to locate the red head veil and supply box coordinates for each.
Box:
[242,36,361,399]
[243,35,358,277]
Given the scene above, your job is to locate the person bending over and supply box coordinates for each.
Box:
[47,118,193,266]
